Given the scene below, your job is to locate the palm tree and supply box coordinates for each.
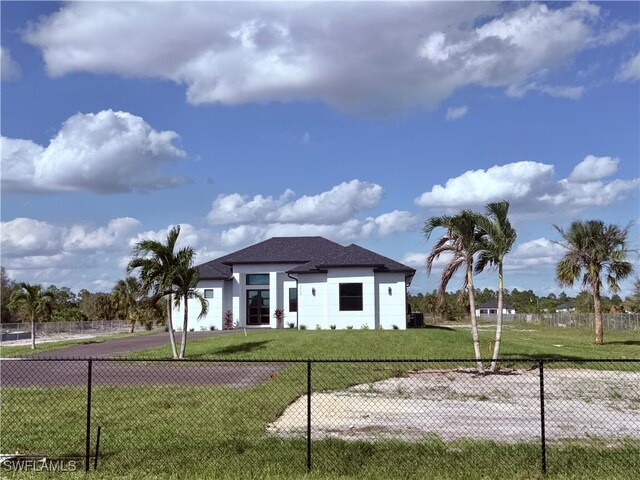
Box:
[172,247,209,359]
[554,220,634,345]
[127,226,183,359]
[8,283,55,350]
[424,211,484,373]
[113,276,147,333]
[474,201,517,372]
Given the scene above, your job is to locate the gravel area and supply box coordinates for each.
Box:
[268,368,640,443]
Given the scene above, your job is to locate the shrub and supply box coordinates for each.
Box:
[375,325,384,330]
[199,326,208,331]
[223,310,234,330]
[189,328,195,332]
[360,324,370,330]
[392,324,399,330]
[273,308,285,328]
[315,324,322,330]
[346,325,353,330]
[286,321,296,329]
[329,324,337,330]
[209,325,216,331]
[299,324,307,330]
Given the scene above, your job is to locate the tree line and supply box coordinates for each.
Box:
[409,285,640,319]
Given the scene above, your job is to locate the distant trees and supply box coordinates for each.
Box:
[1,267,15,323]
[555,220,634,345]
[8,283,55,349]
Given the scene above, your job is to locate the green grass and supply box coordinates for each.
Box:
[131,322,640,361]
[3,324,638,479]
[0,329,158,358]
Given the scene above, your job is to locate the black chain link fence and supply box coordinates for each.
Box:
[1,358,638,478]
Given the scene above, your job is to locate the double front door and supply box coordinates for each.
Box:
[246,290,270,326]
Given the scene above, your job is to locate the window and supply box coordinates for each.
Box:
[204,289,214,299]
[246,274,269,285]
[289,288,298,312]
[480,309,488,314]
[489,309,497,314]
[339,283,363,311]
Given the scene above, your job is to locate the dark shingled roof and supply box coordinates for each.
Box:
[196,237,415,281]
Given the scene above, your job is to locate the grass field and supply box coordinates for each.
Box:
[131,322,640,361]
[2,323,639,479]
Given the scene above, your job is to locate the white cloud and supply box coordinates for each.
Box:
[616,53,640,82]
[509,238,565,266]
[415,161,555,209]
[1,47,20,81]
[1,110,186,193]
[567,155,619,183]
[1,217,142,258]
[402,252,427,269]
[23,2,620,114]
[445,106,468,121]
[506,82,584,100]
[207,180,383,226]
[415,156,639,214]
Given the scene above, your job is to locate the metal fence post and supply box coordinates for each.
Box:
[307,360,312,473]
[539,359,547,475]
[85,359,93,472]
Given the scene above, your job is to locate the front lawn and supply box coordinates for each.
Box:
[131,322,640,360]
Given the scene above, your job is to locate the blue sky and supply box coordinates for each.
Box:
[1,1,639,296]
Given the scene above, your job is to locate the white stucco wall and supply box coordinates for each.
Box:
[326,267,375,329]
[186,264,410,331]
[297,273,328,329]
[172,279,224,331]
[375,272,408,330]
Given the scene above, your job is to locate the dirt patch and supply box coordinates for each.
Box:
[268,368,640,443]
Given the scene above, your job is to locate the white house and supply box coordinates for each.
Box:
[173,236,415,330]
[475,300,516,317]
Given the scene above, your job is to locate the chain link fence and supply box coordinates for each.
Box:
[1,358,638,477]
[475,312,640,331]
[1,320,138,342]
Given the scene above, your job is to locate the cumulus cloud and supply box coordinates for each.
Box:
[217,210,418,251]
[616,53,640,82]
[1,217,141,258]
[415,156,639,214]
[445,106,468,121]
[1,47,20,81]
[22,1,623,114]
[207,180,383,225]
[567,155,618,183]
[1,110,186,193]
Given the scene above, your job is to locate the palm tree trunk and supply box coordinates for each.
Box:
[467,266,484,374]
[179,294,188,359]
[31,313,36,350]
[166,296,178,359]
[490,264,504,372]
[593,281,603,345]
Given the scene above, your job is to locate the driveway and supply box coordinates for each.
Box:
[1,329,287,388]
[30,330,241,358]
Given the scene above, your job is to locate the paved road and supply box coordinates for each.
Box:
[1,329,286,387]
[31,330,239,358]
[0,359,285,387]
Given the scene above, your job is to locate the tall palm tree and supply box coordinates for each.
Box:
[172,247,209,359]
[425,210,484,373]
[474,201,517,372]
[127,226,182,359]
[113,276,147,333]
[555,220,634,345]
[8,283,55,350]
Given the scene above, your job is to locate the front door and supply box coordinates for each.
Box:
[246,290,270,326]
